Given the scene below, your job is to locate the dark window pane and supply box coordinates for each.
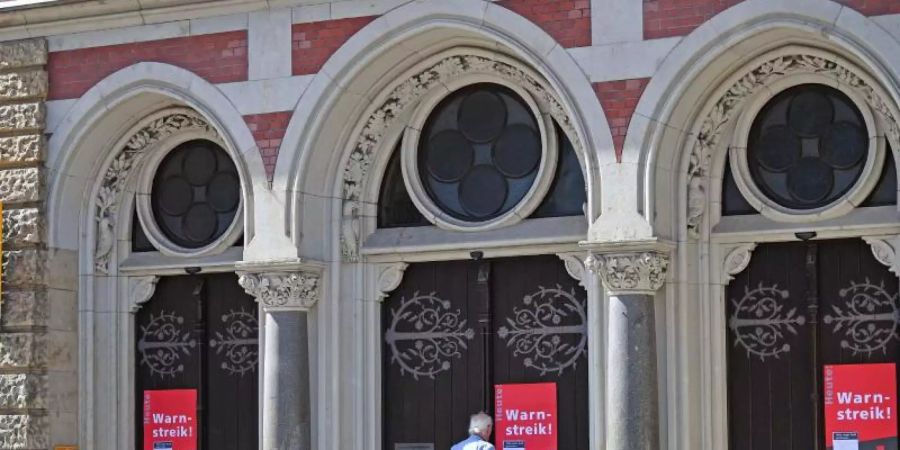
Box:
[532,123,586,218]
[151,140,241,248]
[378,145,429,228]
[722,156,757,216]
[747,85,868,210]
[861,150,898,207]
[132,211,155,252]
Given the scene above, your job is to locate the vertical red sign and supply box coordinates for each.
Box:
[824,363,897,450]
[494,383,558,450]
[143,389,198,450]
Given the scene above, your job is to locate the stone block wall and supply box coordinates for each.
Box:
[0,38,57,450]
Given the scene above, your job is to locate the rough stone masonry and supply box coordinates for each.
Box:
[0,38,52,450]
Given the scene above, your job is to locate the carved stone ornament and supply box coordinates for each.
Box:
[237,270,321,312]
[128,276,160,313]
[94,110,214,273]
[340,51,580,261]
[557,253,587,288]
[723,243,757,283]
[863,236,899,277]
[686,52,900,238]
[376,262,408,302]
[585,251,669,294]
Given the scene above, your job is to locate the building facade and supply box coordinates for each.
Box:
[0,0,898,449]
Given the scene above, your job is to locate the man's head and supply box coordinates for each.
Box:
[468,412,493,440]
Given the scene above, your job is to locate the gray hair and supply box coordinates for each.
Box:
[468,412,492,434]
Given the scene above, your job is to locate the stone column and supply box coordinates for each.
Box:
[0,39,54,450]
[586,250,670,450]
[237,263,322,450]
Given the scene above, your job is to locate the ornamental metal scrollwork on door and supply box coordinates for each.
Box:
[384,292,475,380]
[497,285,587,376]
[138,310,197,379]
[383,256,590,450]
[727,240,900,450]
[209,307,259,376]
[136,274,259,449]
[728,282,805,360]
[824,278,900,356]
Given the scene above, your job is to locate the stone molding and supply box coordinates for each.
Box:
[723,243,757,283]
[586,250,670,295]
[686,49,900,238]
[557,252,588,288]
[340,48,578,261]
[237,261,323,312]
[863,235,899,277]
[93,109,215,274]
[375,262,407,302]
[127,276,160,313]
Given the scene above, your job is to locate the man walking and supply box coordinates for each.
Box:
[451,412,495,450]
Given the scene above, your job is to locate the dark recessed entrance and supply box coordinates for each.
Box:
[727,239,900,450]
[135,273,259,450]
[382,255,589,450]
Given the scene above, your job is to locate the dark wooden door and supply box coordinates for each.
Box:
[727,239,900,450]
[383,255,589,450]
[135,273,259,450]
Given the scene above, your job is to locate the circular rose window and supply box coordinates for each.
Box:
[403,83,557,230]
[150,140,241,249]
[747,85,869,210]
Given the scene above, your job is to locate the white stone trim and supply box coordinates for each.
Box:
[567,38,680,83]
[590,0,643,46]
[248,9,292,81]
[557,252,588,288]
[400,74,558,232]
[217,75,313,115]
[727,73,886,223]
[862,235,900,277]
[722,243,755,283]
[375,262,407,302]
[127,276,159,313]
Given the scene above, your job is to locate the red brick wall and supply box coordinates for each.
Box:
[644,0,900,39]
[292,16,375,76]
[643,0,743,40]
[244,111,293,180]
[498,0,591,48]
[836,0,900,15]
[47,31,247,100]
[594,78,650,161]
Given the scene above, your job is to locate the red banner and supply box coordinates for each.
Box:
[824,363,897,450]
[494,383,557,450]
[143,389,198,450]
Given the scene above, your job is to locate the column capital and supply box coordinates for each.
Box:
[236,259,323,312]
[585,249,670,295]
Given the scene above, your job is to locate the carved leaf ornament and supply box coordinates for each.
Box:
[686,54,900,238]
[340,53,580,260]
[94,112,214,273]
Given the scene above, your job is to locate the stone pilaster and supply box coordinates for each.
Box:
[0,38,51,450]
[586,247,670,450]
[237,261,322,450]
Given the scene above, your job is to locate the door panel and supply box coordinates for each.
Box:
[727,239,900,450]
[491,256,589,450]
[135,273,259,450]
[382,255,588,450]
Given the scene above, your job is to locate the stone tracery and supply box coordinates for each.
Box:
[686,51,900,238]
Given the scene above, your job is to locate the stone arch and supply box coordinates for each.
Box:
[45,62,267,449]
[622,0,900,241]
[276,0,613,261]
[48,62,267,254]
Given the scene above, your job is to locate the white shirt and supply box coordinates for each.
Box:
[450,434,495,450]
